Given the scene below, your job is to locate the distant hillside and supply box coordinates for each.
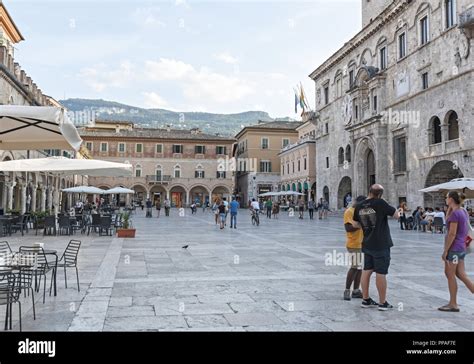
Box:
[60,98,296,136]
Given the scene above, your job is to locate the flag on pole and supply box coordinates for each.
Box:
[300,83,309,110]
[294,88,300,114]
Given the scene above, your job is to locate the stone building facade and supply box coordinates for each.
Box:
[80,121,235,207]
[0,1,75,214]
[278,120,317,202]
[309,0,474,210]
[234,120,301,206]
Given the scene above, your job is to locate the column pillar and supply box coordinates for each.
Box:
[31,185,37,212]
[2,181,8,211]
[21,184,27,214]
[7,182,15,211]
[47,187,53,212]
[41,186,46,212]
[185,190,190,208]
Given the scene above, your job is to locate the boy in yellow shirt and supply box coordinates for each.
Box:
[343,195,366,301]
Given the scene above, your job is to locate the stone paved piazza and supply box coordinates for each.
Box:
[1,209,473,331]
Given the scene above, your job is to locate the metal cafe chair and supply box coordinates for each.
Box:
[18,246,55,304]
[56,240,81,292]
[99,216,113,237]
[0,272,22,331]
[43,216,57,236]
[87,214,102,235]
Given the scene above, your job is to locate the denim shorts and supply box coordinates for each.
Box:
[447,251,467,262]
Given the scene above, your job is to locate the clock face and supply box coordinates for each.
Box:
[342,95,353,124]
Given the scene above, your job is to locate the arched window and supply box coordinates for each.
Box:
[135,164,142,178]
[345,145,352,163]
[447,111,459,140]
[195,164,205,179]
[155,165,163,181]
[338,147,345,165]
[429,117,442,144]
[174,165,181,178]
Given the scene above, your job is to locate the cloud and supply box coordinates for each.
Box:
[142,92,169,109]
[214,52,239,65]
[132,7,166,28]
[78,61,135,92]
[146,58,254,104]
[145,58,195,81]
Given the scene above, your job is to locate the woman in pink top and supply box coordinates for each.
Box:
[439,191,474,312]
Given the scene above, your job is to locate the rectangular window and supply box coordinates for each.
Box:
[446,0,455,28]
[173,145,183,154]
[373,95,378,112]
[156,144,163,153]
[216,171,226,179]
[422,72,429,90]
[325,123,329,135]
[380,46,387,70]
[326,157,330,169]
[118,143,125,153]
[261,138,269,150]
[174,169,181,178]
[260,161,272,173]
[324,86,329,105]
[282,138,290,147]
[216,146,227,155]
[135,169,142,178]
[136,144,143,153]
[195,145,206,154]
[349,70,354,89]
[304,158,307,170]
[398,32,406,59]
[420,16,429,45]
[394,137,407,173]
[100,142,108,152]
[86,142,93,151]
[287,164,289,174]
[195,170,205,178]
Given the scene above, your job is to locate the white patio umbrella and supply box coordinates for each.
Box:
[104,187,135,194]
[257,192,278,197]
[0,157,132,177]
[280,191,305,196]
[0,106,82,151]
[419,178,474,199]
[62,186,106,194]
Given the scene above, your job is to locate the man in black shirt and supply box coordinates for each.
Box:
[353,184,399,311]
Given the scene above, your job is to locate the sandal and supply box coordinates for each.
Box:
[438,305,460,312]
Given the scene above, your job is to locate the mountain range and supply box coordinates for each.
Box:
[60,98,296,136]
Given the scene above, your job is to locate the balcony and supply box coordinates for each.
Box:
[146,175,172,184]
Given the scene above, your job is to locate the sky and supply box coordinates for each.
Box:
[6,0,361,118]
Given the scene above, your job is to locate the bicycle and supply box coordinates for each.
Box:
[251,209,260,226]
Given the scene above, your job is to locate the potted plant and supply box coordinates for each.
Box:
[117,212,136,238]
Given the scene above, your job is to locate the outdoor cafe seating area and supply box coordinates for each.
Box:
[0,207,132,238]
[0,239,81,331]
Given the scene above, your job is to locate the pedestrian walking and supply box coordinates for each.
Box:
[164,198,171,217]
[272,202,280,219]
[218,201,226,230]
[145,198,153,218]
[438,191,474,312]
[230,197,240,229]
[298,198,305,219]
[308,199,315,220]
[265,199,273,219]
[353,184,400,311]
[155,199,161,218]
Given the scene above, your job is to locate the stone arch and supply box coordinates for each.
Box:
[345,145,352,163]
[354,137,377,196]
[429,116,442,144]
[445,110,459,141]
[189,184,210,206]
[337,177,352,209]
[338,147,345,165]
[212,185,231,203]
[323,186,330,205]
[169,184,187,208]
[131,184,148,205]
[424,160,463,207]
[150,185,167,204]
